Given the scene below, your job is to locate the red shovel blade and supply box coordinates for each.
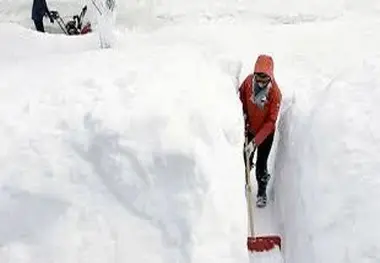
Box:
[247,236,281,252]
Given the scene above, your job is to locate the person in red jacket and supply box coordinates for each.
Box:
[239,54,282,207]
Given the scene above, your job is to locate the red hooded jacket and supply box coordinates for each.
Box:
[239,55,282,145]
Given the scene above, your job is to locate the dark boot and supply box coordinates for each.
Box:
[256,171,270,208]
[33,18,45,32]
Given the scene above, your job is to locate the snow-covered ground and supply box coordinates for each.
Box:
[274,53,380,262]
[1,0,380,262]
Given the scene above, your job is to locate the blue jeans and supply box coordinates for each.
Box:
[33,18,45,32]
[244,131,274,195]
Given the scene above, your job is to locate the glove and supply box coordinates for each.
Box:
[244,139,256,160]
[243,113,249,137]
[47,11,56,23]
[50,11,59,19]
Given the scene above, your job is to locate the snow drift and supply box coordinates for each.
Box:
[0,26,250,262]
[274,59,380,262]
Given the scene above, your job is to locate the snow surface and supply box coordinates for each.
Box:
[1,0,380,262]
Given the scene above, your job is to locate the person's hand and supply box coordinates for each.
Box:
[244,139,256,159]
[243,114,249,137]
[50,11,58,19]
[48,11,57,23]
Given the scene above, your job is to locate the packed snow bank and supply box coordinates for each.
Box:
[273,59,380,262]
[0,24,98,60]
[0,29,248,261]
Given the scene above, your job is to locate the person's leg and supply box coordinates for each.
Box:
[255,132,274,197]
[34,18,45,32]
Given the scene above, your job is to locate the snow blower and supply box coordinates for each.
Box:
[244,137,281,252]
[50,5,92,35]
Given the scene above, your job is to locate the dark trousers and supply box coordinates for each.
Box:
[245,132,274,195]
[33,18,45,32]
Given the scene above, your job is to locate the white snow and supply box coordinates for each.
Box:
[274,59,380,262]
[1,0,380,263]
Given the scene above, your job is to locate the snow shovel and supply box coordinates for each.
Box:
[244,137,281,252]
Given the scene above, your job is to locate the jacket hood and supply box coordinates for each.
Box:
[254,54,275,80]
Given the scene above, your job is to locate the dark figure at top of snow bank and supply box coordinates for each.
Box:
[32,0,54,32]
